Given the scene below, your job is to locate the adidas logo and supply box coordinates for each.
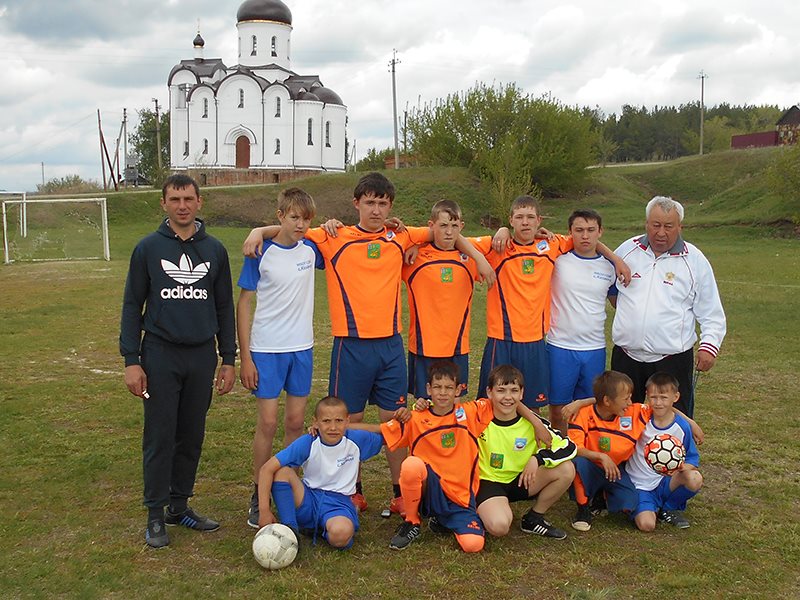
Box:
[160,254,210,300]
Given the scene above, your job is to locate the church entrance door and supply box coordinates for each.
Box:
[235,136,250,168]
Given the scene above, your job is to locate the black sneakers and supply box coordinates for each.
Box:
[658,510,690,529]
[571,504,593,532]
[165,507,220,531]
[428,516,450,535]
[389,521,421,550]
[247,492,259,529]
[145,516,169,548]
[520,509,567,539]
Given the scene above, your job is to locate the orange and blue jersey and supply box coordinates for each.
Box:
[471,234,573,342]
[402,243,478,357]
[381,399,494,507]
[568,403,652,466]
[305,225,430,338]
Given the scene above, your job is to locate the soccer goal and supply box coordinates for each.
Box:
[2,195,110,264]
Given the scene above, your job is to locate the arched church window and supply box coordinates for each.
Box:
[251,35,257,56]
[275,97,281,118]
[271,36,277,57]
[307,118,313,145]
[238,89,244,108]
[275,139,281,155]
[202,139,208,154]
[202,98,208,118]
[325,121,331,147]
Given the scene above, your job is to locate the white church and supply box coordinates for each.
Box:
[167,0,347,184]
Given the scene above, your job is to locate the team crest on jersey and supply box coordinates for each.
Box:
[441,267,453,283]
[663,271,675,286]
[490,453,504,468]
[455,406,466,422]
[536,240,549,252]
[599,436,611,452]
[460,252,469,261]
[522,258,535,275]
[620,416,632,431]
[514,437,528,451]
[386,230,396,240]
[367,243,381,259]
[441,432,456,448]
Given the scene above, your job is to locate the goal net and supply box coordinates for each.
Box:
[2,195,110,264]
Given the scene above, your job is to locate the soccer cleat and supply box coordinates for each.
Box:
[247,491,260,529]
[350,492,368,513]
[520,509,567,539]
[145,517,170,548]
[571,504,593,532]
[389,521,421,550]
[165,507,220,531]
[428,516,450,535]
[658,510,690,529]
[388,495,406,518]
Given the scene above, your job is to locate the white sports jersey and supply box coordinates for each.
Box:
[626,413,699,491]
[275,431,384,495]
[237,239,323,352]
[547,251,616,350]
[611,235,726,362]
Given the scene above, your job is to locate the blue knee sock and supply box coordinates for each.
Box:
[271,481,299,530]
[664,485,697,512]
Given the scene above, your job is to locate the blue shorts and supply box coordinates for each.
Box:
[478,338,549,408]
[329,335,407,413]
[250,349,313,399]
[572,456,638,513]
[547,345,606,405]
[632,476,698,517]
[421,465,484,537]
[296,484,359,535]
[408,352,469,399]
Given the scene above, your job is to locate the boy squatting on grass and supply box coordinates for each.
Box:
[375,361,553,552]
[256,396,410,549]
[565,370,703,532]
[243,173,496,518]
[236,188,325,529]
[475,365,577,541]
[626,372,703,530]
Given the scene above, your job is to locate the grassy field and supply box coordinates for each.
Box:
[1,155,799,599]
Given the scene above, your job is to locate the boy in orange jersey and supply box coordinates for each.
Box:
[243,173,495,516]
[403,199,478,400]
[474,195,629,410]
[567,370,647,531]
[381,361,552,552]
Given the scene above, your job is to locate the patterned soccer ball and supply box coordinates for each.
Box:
[644,434,685,475]
[252,523,298,570]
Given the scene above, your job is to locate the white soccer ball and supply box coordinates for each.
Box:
[252,523,298,570]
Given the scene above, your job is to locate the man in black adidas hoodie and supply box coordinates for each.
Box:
[120,174,236,548]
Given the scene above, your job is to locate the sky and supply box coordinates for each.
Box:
[0,0,798,192]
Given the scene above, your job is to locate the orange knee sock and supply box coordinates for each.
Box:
[573,474,589,506]
[398,456,427,525]
[455,533,484,553]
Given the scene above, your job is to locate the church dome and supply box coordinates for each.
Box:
[310,85,343,105]
[297,91,321,101]
[193,33,205,47]
[237,0,292,24]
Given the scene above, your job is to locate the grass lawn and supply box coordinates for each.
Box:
[1,162,798,599]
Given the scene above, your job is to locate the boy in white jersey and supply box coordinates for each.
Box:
[257,396,409,549]
[547,209,616,435]
[237,188,324,528]
[627,372,703,530]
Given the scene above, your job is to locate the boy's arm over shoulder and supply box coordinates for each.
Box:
[534,417,577,467]
[346,429,385,462]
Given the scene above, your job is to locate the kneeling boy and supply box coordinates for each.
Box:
[257,396,405,549]
[476,365,577,540]
[627,372,703,530]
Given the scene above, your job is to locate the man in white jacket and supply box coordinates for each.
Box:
[609,196,726,417]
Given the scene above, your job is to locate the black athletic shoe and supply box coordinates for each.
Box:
[247,492,259,529]
[590,494,608,517]
[658,510,690,529]
[428,516,450,535]
[520,509,567,539]
[145,517,170,548]
[571,504,593,532]
[389,521,421,550]
[165,507,220,531]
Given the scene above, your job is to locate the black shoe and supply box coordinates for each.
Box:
[571,504,593,532]
[520,509,567,539]
[165,507,220,531]
[428,516,450,535]
[590,494,608,517]
[247,492,259,529]
[389,521,421,550]
[658,510,690,529]
[145,517,169,548]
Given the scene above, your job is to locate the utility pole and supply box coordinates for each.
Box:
[98,109,107,191]
[153,98,163,171]
[122,108,128,187]
[698,70,708,156]
[41,162,45,187]
[388,49,400,170]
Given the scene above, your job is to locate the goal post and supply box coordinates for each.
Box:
[2,196,110,264]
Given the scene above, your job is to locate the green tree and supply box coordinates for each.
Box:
[356,147,393,171]
[36,174,102,195]
[130,108,170,185]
